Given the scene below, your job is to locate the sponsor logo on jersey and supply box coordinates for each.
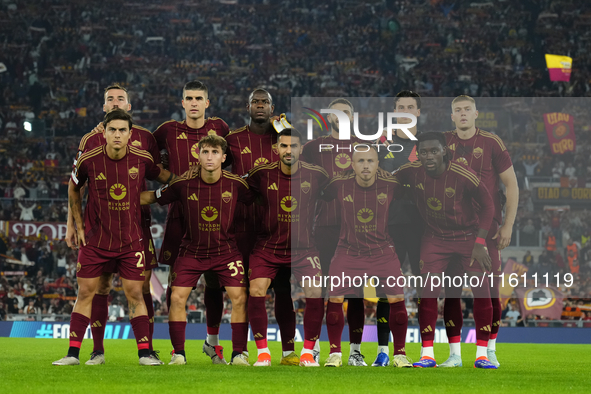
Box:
[109,183,127,200]
[254,157,269,166]
[456,157,468,165]
[427,197,442,211]
[191,143,200,159]
[280,196,297,212]
[356,208,374,223]
[201,206,219,222]
[335,153,351,169]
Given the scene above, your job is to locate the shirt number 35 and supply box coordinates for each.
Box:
[227,261,245,277]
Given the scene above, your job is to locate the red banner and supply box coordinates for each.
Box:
[543,113,576,155]
[514,287,564,320]
[1,220,67,241]
[499,258,528,309]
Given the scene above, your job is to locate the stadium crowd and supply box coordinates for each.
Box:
[1,0,591,325]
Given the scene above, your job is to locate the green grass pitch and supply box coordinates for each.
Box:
[1,338,588,393]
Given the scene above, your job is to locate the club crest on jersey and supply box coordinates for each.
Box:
[201,206,219,222]
[109,183,127,200]
[272,143,278,155]
[427,197,442,211]
[377,192,388,205]
[335,153,351,169]
[357,208,374,223]
[280,196,297,212]
[254,157,269,166]
[171,272,177,282]
[131,140,142,148]
[208,129,217,136]
[164,250,171,260]
[129,166,139,180]
[445,187,455,198]
[301,181,311,194]
[191,143,200,159]
[222,191,232,203]
[419,260,424,270]
[473,147,483,159]
[76,262,81,272]
[456,157,468,165]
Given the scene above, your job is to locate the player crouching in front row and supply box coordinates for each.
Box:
[140,135,254,366]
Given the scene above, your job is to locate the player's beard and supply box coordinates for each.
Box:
[252,115,269,125]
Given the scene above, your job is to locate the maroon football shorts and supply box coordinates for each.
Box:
[419,235,486,275]
[143,226,158,271]
[159,216,186,266]
[77,245,146,281]
[171,252,246,288]
[314,225,341,276]
[328,247,404,298]
[248,248,322,282]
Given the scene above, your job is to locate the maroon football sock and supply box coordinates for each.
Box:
[67,312,90,358]
[418,297,438,345]
[443,297,463,342]
[231,322,249,353]
[471,277,492,347]
[389,301,408,356]
[346,298,364,345]
[169,321,187,353]
[248,296,268,349]
[326,301,344,353]
[205,286,224,336]
[490,285,501,337]
[274,291,295,352]
[304,298,324,348]
[90,294,108,353]
[143,293,154,351]
[130,315,151,357]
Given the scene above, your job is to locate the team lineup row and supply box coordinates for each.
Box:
[51,82,518,369]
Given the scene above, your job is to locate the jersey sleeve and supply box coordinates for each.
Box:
[246,168,261,195]
[155,181,181,206]
[468,174,494,233]
[491,136,513,175]
[320,178,339,201]
[153,122,168,152]
[219,119,230,137]
[237,179,256,205]
[144,157,163,181]
[145,132,162,165]
[301,140,316,163]
[71,158,88,187]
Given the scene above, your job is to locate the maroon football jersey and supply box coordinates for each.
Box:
[74,125,161,228]
[444,128,513,225]
[302,134,362,227]
[225,126,280,232]
[394,161,494,241]
[322,173,400,257]
[155,171,253,258]
[71,146,162,252]
[153,117,229,220]
[247,161,329,256]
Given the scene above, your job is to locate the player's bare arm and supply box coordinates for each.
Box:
[140,191,157,206]
[68,181,85,248]
[494,166,519,250]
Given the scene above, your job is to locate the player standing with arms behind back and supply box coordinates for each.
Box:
[440,96,518,368]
